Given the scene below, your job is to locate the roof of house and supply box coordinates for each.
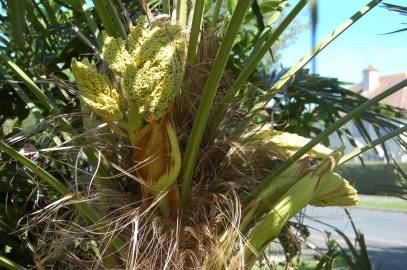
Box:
[351,72,407,110]
[364,65,378,72]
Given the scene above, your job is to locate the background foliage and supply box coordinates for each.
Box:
[0,0,406,269]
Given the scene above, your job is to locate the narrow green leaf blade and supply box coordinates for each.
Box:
[92,0,127,38]
[187,0,205,65]
[0,255,26,270]
[180,0,254,205]
[0,53,55,111]
[211,0,306,129]
[6,0,27,49]
[339,125,407,165]
[253,78,407,199]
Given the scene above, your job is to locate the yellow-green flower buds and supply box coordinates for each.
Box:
[101,17,186,119]
[242,125,332,161]
[123,20,185,119]
[71,58,124,120]
[311,173,359,207]
[102,34,131,76]
[240,151,358,267]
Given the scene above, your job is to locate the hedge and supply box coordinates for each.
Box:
[337,162,407,195]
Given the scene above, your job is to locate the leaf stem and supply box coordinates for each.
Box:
[233,0,382,138]
[186,0,205,65]
[211,0,308,131]
[180,0,254,206]
[162,0,170,14]
[177,0,188,26]
[210,0,223,28]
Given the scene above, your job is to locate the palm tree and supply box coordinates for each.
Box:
[0,0,406,269]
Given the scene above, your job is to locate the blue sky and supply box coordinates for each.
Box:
[281,0,407,84]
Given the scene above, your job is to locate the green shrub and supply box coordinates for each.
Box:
[337,162,407,195]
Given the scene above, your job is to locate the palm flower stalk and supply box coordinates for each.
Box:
[72,17,185,218]
[236,152,358,268]
[204,151,358,269]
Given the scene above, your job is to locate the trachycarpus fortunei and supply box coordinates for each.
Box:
[71,15,359,269]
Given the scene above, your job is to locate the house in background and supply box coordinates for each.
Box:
[351,65,407,110]
[329,66,407,162]
[347,66,407,161]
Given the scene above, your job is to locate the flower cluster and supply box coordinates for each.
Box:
[71,58,124,120]
[72,17,185,120]
[310,172,359,207]
[107,18,184,119]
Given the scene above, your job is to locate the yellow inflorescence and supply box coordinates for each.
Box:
[102,34,131,76]
[105,18,185,119]
[71,18,185,120]
[310,172,359,207]
[71,58,124,120]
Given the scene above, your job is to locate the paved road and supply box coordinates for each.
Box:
[302,205,407,270]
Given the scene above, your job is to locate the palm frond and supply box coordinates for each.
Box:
[382,2,407,33]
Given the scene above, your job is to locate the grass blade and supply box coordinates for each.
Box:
[308,215,360,262]
[180,0,254,205]
[345,209,372,270]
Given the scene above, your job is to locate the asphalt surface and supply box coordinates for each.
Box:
[302,205,407,270]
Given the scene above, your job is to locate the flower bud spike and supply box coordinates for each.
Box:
[71,58,124,121]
